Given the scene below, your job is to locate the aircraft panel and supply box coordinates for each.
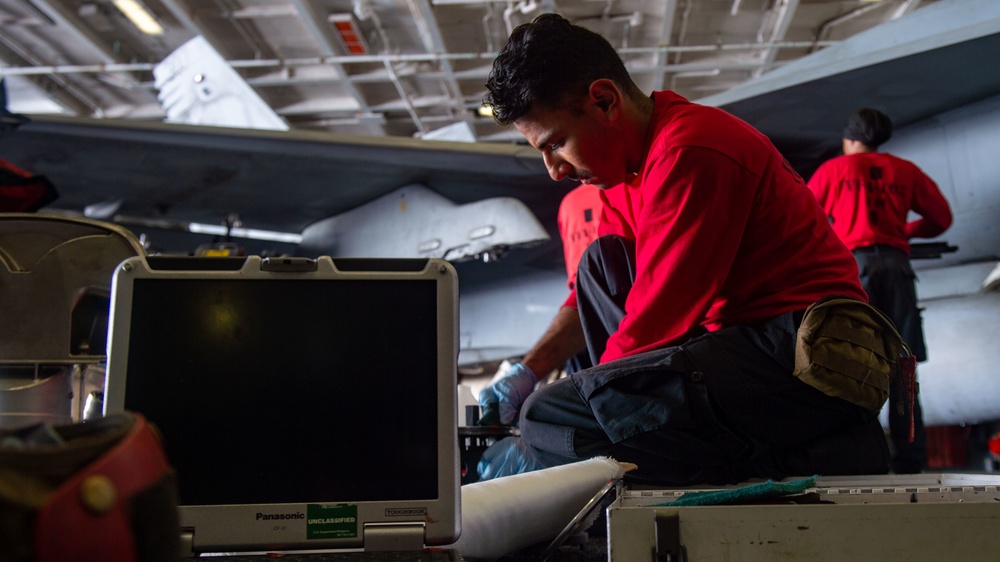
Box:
[715,33,1000,179]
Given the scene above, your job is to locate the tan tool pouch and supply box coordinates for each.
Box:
[793,297,910,412]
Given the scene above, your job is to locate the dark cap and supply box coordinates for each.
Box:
[843,108,893,147]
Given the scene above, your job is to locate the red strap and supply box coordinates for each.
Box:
[0,158,59,212]
[35,414,172,562]
[899,355,917,443]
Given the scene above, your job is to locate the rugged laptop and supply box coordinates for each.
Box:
[103,255,460,558]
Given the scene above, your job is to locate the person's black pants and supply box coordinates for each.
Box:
[854,244,927,473]
[518,235,889,485]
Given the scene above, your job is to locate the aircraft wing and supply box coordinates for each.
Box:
[0,113,570,257]
[699,0,1000,180]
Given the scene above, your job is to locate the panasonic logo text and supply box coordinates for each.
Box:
[256,512,306,521]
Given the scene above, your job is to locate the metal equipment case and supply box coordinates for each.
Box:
[607,473,1000,561]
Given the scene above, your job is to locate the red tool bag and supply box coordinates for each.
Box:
[0,158,58,212]
[0,412,180,562]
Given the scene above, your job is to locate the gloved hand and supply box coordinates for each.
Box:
[476,436,546,481]
[477,362,537,426]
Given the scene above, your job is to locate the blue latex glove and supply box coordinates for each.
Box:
[477,363,537,426]
[476,436,546,481]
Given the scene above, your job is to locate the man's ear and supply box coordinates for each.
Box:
[588,79,620,120]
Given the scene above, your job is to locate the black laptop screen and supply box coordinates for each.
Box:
[122,278,440,505]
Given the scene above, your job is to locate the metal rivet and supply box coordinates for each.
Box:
[690,371,704,382]
[80,474,117,514]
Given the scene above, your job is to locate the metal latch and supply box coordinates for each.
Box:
[654,511,683,562]
[260,257,318,272]
[363,523,425,552]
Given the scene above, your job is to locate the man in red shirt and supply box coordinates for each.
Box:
[477,14,892,484]
[808,108,953,473]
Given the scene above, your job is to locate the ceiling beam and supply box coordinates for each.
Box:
[287,0,385,134]
[816,1,887,44]
[155,0,202,36]
[27,0,149,101]
[893,0,925,19]
[0,35,98,115]
[653,0,679,92]
[407,0,470,123]
[27,0,118,63]
[752,0,801,78]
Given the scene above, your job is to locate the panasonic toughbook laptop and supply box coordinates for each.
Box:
[103,255,461,558]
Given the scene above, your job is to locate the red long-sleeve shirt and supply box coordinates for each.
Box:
[564,91,866,364]
[807,152,953,254]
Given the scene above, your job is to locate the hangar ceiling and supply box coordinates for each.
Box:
[0,0,939,142]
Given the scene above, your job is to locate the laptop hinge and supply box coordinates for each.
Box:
[180,528,195,558]
[363,523,426,551]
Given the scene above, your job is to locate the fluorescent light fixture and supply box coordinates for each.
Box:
[188,222,303,244]
[112,0,163,35]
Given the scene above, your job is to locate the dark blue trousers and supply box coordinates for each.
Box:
[519,235,889,485]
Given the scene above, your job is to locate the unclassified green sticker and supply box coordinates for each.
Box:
[306,503,358,540]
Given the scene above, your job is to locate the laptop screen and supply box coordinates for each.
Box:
[123,276,439,505]
[103,256,460,552]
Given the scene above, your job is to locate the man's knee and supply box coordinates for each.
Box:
[517,391,546,451]
[578,235,634,280]
[518,377,605,460]
[518,377,583,430]
[518,384,547,429]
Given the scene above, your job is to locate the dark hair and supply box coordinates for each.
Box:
[484,13,640,126]
[843,108,893,147]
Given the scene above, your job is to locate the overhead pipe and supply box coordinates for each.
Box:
[0,33,103,116]
[1,16,832,120]
[752,0,801,79]
[652,0,679,93]
[671,0,694,65]
[407,0,468,117]
[573,1,642,50]
[383,60,427,134]
[0,40,840,77]
[503,0,538,36]
[364,2,429,133]
[23,0,148,103]
[892,0,924,19]
[669,68,720,92]
[814,0,887,47]
[481,5,495,53]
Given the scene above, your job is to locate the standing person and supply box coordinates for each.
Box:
[477,185,602,426]
[808,108,953,474]
[477,13,901,484]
